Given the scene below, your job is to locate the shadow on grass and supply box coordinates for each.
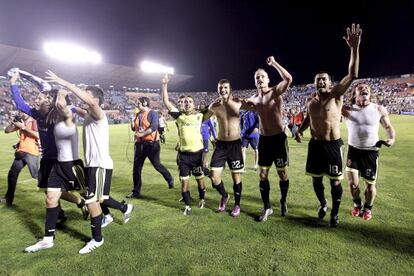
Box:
[10,204,43,238]
[285,213,330,228]
[57,210,92,242]
[130,192,263,221]
[135,194,182,210]
[285,213,414,256]
[130,189,219,212]
[240,208,263,221]
[12,197,90,242]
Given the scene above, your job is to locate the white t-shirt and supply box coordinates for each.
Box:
[83,113,113,169]
[346,103,380,149]
[54,121,79,162]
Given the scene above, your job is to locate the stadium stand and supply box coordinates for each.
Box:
[0,43,413,125]
[1,74,413,127]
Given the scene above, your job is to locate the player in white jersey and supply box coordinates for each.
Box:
[44,71,134,254]
[158,111,169,144]
[342,83,395,221]
[25,89,86,253]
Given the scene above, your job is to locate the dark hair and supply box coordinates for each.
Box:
[85,86,104,105]
[351,82,370,105]
[48,88,59,95]
[178,95,186,99]
[138,96,150,108]
[314,71,331,81]
[218,79,232,91]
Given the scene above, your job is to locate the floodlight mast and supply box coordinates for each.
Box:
[43,41,102,64]
[140,61,174,74]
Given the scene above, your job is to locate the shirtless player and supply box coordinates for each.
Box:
[247,56,293,221]
[296,23,362,227]
[206,79,252,217]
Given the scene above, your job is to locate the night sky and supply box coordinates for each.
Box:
[0,0,413,91]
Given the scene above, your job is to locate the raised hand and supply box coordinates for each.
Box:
[45,70,69,86]
[10,72,20,85]
[266,56,276,66]
[162,74,169,85]
[343,23,362,49]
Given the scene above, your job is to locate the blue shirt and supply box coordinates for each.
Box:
[240,110,259,139]
[10,85,57,159]
[201,118,217,140]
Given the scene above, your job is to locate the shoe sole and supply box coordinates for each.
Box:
[102,217,114,228]
[79,239,104,254]
[123,205,134,224]
[217,197,229,212]
[363,214,372,221]
[259,209,273,221]
[25,243,54,253]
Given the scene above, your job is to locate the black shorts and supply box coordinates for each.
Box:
[210,139,244,172]
[47,159,86,192]
[241,136,259,149]
[258,132,289,171]
[346,145,379,184]
[306,138,344,180]
[38,159,57,190]
[179,150,204,180]
[84,167,112,204]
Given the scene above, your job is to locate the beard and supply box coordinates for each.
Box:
[317,87,329,93]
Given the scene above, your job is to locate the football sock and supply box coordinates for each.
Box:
[279,180,289,203]
[214,181,228,198]
[313,180,326,206]
[259,180,271,209]
[45,207,59,237]
[91,214,103,242]
[103,197,127,213]
[198,187,206,200]
[330,183,343,217]
[182,191,191,206]
[233,182,242,205]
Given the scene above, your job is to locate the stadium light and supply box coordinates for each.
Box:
[140,61,174,74]
[43,41,102,64]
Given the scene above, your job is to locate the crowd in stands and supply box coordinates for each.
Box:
[1,74,413,126]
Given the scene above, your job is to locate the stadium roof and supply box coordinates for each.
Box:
[0,44,192,90]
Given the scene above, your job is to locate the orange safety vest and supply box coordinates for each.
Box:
[292,112,304,125]
[17,118,40,156]
[134,110,159,143]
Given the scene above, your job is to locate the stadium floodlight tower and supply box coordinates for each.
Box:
[43,41,102,64]
[140,61,174,74]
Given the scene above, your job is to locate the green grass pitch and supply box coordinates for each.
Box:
[0,115,413,275]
